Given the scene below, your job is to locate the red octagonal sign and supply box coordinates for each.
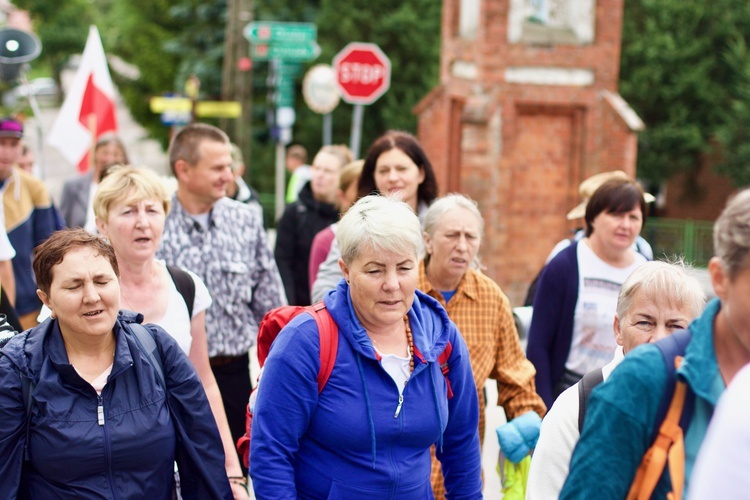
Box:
[333,42,391,105]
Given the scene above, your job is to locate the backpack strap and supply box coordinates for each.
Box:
[129,322,166,391]
[652,330,695,441]
[626,329,693,500]
[627,358,688,500]
[305,302,338,393]
[577,367,604,433]
[166,264,196,319]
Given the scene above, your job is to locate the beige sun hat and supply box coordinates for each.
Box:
[566,170,656,220]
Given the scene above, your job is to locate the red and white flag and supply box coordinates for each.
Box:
[47,25,118,173]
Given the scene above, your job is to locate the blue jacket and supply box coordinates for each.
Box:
[250,280,482,499]
[560,299,726,498]
[526,241,579,407]
[0,311,232,499]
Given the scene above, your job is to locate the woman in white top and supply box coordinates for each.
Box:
[526,260,706,499]
[94,165,247,498]
[526,177,650,408]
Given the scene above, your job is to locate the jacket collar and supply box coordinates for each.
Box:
[324,278,452,363]
[45,314,136,383]
[418,260,478,304]
[170,194,227,232]
[678,298,724,404]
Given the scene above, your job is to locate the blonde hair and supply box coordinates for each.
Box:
[94,165,172,222]
[340,159,364,192]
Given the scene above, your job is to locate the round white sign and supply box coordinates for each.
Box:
[302,64,341,114]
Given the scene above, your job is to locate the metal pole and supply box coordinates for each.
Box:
[323,113,332,146]
[275,140,286,221]
[21,70,45,180]
[349,104,364,159]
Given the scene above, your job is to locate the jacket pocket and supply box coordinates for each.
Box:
[325,478,433,499]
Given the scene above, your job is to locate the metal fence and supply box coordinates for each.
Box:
[642,217,714,268]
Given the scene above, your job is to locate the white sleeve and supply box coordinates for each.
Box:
[0,228,15,261]
[526,383,581,500]
[545,238,571,264]
[689,365,750,499]
[187,269,212,318]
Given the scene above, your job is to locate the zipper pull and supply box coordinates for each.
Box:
[97,395,105,426]
[394,394,404,418]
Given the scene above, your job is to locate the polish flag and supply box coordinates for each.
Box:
[47,26,118,173]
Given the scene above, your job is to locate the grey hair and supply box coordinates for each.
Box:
[421,193,484,265]
[337,194,422,265]
[713,188,750,279]
[616,259,706,320]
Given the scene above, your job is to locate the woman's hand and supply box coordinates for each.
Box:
[229,479,249,500]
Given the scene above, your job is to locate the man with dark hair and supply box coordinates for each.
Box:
[0,117,61,329]
[158,123,286,469]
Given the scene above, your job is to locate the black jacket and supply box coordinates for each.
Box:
[274,182,339,305]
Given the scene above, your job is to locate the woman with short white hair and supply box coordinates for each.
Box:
[251,194,482,498]
[527,259,706,499]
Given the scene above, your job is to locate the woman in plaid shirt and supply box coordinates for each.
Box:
[419,194,546,498]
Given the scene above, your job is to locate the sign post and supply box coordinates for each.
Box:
[244,21,320,219]
[302,64,341,145]
[333,42,391,158]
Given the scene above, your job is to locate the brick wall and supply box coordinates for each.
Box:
[415,0,641,305]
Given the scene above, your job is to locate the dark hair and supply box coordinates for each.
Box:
[33,229,119,295]
[358,130,438,206]
[287,144,308,163]
[168,123,229,175]
[584,178,648,237]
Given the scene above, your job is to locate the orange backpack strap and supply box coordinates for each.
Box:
[305,302,338,393]
[627,357,688,500]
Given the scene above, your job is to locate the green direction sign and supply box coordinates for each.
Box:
[245,22,316,44]
[275,92,294,108]
[278,62,302,77]
[251,42,320,62]
[273,84,295,107]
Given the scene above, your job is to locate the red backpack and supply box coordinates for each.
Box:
[237,302,338,468]
[236,301,455,468]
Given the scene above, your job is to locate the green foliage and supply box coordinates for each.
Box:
[13,0,94,91]
[247,0,441,213]
[621,0,750,185]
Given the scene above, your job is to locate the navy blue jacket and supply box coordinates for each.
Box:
[526,242,579,408]
[0,311,232,499]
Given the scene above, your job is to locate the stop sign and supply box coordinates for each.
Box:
[333,42,391,105]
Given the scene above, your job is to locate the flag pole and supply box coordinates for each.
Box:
[87,115,97,174]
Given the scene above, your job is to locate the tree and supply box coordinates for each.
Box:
[12,0,94,93]
[620,0,750,185]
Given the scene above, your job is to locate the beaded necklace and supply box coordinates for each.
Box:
[369,316,415,377]
[404,315,415,376]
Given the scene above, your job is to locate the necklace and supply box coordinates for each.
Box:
[404,315,415,376]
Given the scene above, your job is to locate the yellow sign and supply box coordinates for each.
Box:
[149,97,192,113]
[195,101,242,118]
